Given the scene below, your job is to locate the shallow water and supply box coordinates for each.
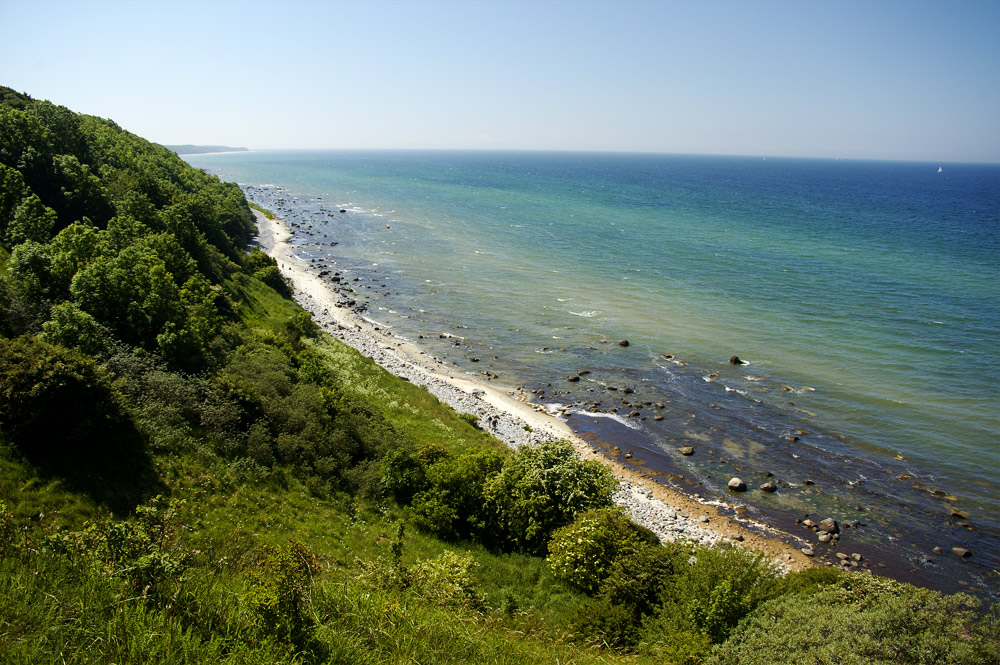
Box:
[185,150,999,597]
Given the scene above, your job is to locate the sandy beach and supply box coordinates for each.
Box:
[252,207,814,571]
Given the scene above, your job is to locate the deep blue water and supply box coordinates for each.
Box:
[185,150,999,596]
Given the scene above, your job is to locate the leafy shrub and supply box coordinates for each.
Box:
[410,550,482,609]
[409,449,505,541]
[254,264,292,299]
[706,573,992,665]
[483,440,617,554]
[575,595,640,649]
[0,336,122,456]
[42,495,189,601]
[243,538,320,648]
[41,301,109,355]
[547,507,655,595]
[598,543,680,619]
[380,446,428,504]
[776,564,844,596]
[651,544,782,645]
[0,500,16,556]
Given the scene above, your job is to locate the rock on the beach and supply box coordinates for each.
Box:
[678,446,694,456]
[818,518,839,534]
[567,374,581,382]
[952,547,972,558]
[618,339,630,347]
[728,477,747,492]
[760,481,777,493]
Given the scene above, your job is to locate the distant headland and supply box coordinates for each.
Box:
[162,144,249,154]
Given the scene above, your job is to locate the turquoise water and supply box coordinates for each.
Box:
[186,150,999,595]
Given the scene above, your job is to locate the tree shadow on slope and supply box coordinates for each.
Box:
[0,336,162,514]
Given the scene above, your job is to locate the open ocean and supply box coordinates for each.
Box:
[184,150,999,597]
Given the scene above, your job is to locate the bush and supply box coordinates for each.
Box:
[598,543,680,619]
[410,550,482,609]
[254,265,292,299]
[380,447,428,504]
[409,449,505,541]
[706,574,991,665]
[547,507,654,595]
[42,495,189,601]
[0,501,16,556]
[0,335,122,457]
[243,539,320,648]
[41,301,110,355]
[483,440,617,554]
[575,595,640,649]
[652,544,782,646]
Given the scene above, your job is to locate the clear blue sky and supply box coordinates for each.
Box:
[2,0,998,162]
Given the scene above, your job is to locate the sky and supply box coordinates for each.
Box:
[1,0,998,162]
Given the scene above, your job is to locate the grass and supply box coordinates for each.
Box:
[312,336,503,456]
[227,272,303,332]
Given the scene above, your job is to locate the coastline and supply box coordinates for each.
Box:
[252,208,815,572]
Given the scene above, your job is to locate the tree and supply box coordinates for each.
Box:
[70,243,184,348]
[7,193,57,245]
[0,162,29,242]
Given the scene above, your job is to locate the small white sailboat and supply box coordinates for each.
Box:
[937,166,943,173]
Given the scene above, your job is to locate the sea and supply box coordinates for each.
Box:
[183,150,1000,598]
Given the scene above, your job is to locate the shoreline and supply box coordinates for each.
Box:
[252,208,814,572]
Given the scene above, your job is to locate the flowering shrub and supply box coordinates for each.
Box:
[547,507,649,595]
[484,440,617,554]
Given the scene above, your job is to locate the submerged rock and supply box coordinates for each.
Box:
[678,446,694,456]
[760,481,777,493]
[728,477,747,492]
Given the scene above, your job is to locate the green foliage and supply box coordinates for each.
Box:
[47,219,101,294]
[0,162,29,239]
[0,336,119,454]
[41,301,110,355]
[243,538,321,648]
[253,264,292,299]
[0,500,16,556]
[380,446,429,504]
[598,542,679,619]
[409,449,505,541]
[410,549,483,609]
[483,439,617,553]
[7,193,57,245]
[71,242,184,346]
[660,544,782,644]
[547,507,654,595]
[43,495,189,601]
[706,573,993,665]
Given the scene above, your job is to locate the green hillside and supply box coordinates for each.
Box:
[0,87,995,664]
